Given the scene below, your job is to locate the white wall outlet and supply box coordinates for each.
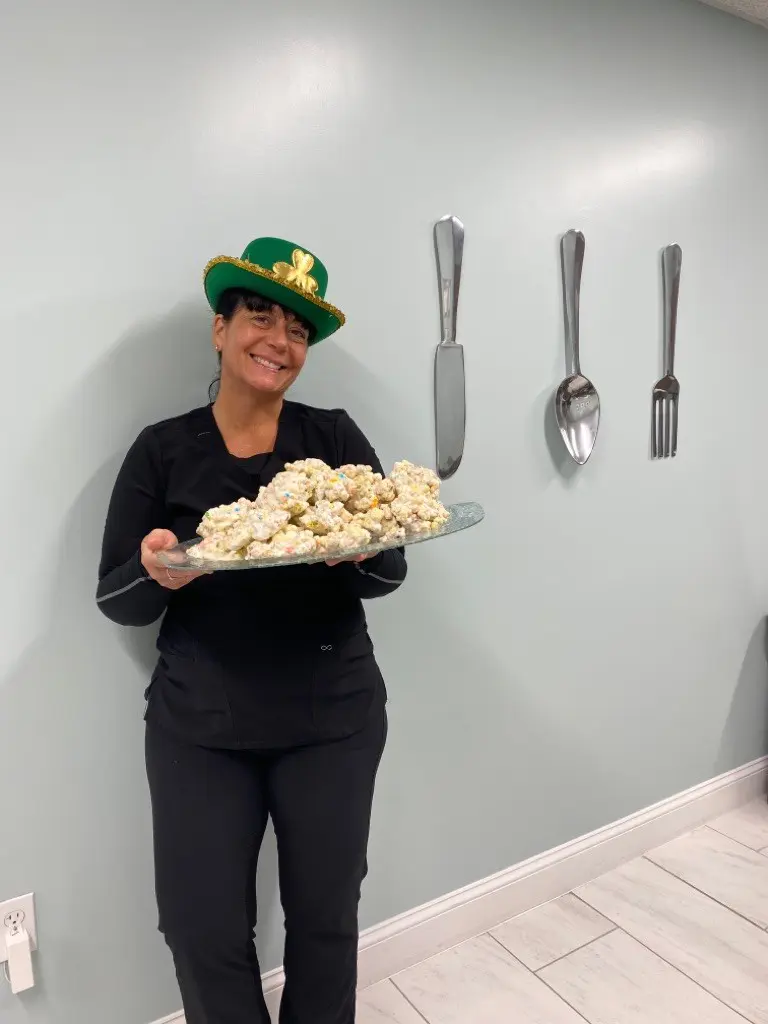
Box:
[1,894,37,964]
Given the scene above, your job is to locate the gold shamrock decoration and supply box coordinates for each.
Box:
[272,249,319,295]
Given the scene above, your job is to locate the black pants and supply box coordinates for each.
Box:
[145,708,387,1024]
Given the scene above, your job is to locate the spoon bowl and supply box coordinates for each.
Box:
[555,373,600,465]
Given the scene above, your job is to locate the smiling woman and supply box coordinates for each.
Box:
[95,236,406,1024]
[209,289,314,406]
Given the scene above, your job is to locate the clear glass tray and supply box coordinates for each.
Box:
[157,501,484,572]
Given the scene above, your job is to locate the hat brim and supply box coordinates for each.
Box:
[204,257,345,344]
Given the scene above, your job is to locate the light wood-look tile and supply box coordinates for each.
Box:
[708,800,768,852]
[576,857,768,1023]
[394,933,585,1024]
[358,981,427,1023]
[491,893,614,971]
[540,927,746,1024]
[646,826,768,928]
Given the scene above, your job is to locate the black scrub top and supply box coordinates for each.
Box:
[96,400,407,749]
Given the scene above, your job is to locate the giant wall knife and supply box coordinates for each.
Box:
[433,214,465,480]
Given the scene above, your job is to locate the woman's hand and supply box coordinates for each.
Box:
[325,553,376,568]
[141,529,208,590]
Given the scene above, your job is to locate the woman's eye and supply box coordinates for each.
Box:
[253,315,271,326]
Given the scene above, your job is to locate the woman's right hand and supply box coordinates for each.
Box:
[141,529,208,590]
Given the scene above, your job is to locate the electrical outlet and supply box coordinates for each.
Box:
[1,894,37,965]
[4,911,25,934]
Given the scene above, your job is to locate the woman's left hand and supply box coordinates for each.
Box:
[325,553,376,567]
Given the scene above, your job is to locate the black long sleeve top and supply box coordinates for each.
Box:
[97,401,406,748]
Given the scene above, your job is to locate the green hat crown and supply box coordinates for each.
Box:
[203,237,345,344]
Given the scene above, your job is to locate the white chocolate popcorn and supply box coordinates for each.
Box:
[192,535,246,560]
[316,523,372,556]
[284,458,329,477]
[255,471,312,516]
[244,507,291,541]
[374,477,396,504]
[267,527,317,556]
[314,472,352,503]
[390,460,440,495]
[188,455,450,563]
[295,500,352,535]
[197,498,255,538]
[345,483,379,513]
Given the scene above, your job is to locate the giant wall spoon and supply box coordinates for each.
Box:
[554,229,600,465]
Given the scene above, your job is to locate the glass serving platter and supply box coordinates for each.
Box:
[157,501,484,572]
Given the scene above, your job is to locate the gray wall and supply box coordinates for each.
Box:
[2,0,768,1021]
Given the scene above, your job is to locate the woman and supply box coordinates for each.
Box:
[96,237,406,1024]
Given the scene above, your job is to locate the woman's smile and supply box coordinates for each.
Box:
[249,353,285,372]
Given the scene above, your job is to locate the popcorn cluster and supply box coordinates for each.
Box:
[189,459,449,562]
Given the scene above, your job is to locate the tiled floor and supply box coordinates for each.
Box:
[358,798,768,1024]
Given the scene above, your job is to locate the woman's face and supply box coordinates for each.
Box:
[213,301,310,394]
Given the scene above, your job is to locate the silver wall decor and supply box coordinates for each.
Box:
[433,214,466,480]
[651,243,682,459]
[555,229,600,465]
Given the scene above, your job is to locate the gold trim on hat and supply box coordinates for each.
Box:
[203,255,346,326]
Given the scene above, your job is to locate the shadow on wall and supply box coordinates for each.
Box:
[537,383,580,484]
[359,541,653,925]
[0,301,420,1021]
[0,302,214,1019]
[715,616,768,776]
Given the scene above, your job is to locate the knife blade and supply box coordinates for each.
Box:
[433,215,465,480]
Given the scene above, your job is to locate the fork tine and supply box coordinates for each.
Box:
[660,396,668,457]
[670,396,678,457]
[651,396,658,458]
[655,397,662,459]
[654,395,662,459]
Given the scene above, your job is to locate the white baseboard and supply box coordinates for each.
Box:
[150,754,768,1024]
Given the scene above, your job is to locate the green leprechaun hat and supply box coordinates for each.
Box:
[204,237,345,344]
